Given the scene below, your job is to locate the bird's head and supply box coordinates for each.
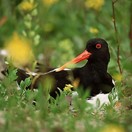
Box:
[55,38,110,72]
[85,38,110,64]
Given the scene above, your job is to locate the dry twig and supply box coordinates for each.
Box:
[112,0,123,74]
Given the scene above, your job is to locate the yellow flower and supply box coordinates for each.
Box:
[100,124,125,132]
[64,84,73,92]
[85,0,104,10]
[19,0,36,11]
[72,78,80,88]
[113,73,122,82]
[89,27,99,34]
[42,0,58,6]
[5,32,34,67]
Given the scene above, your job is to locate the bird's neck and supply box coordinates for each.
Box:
[87,61,108,73]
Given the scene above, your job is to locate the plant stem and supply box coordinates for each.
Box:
[129,1,132,53]
[112,0,123,74]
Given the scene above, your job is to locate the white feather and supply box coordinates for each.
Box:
[112,79,115,86]
[63,68,71,71]
[87,93,110,107]
[72,91,118,107]
[26,71,37,76]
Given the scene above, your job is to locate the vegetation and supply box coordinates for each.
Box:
[0,0,132,132]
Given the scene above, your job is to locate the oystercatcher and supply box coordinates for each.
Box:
[2,38,115,104]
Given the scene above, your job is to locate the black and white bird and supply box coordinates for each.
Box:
[2,38,116,106]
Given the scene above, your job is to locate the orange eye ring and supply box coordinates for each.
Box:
[96,44,102,49]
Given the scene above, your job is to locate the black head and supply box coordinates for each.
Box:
[85,38,110,65]
[55,38,111,72]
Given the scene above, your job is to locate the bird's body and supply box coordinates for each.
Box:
[2,38,115,101]
[72,63,114,96]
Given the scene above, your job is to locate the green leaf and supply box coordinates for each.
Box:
[20,77,31,90]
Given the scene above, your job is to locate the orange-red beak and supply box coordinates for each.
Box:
[55,50,91,72]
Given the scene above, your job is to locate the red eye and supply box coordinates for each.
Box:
[96,44,102,49]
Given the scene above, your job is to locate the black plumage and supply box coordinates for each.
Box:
[2,38,114,98]
[72,38,114,96]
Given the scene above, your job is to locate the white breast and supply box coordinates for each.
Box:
[72,91,118,108]
[87,93,110,107]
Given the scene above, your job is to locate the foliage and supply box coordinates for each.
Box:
[0,0,132,132]
[0,67,131,132]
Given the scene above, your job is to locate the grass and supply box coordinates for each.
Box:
[0,0,132,132]
[0,66,131,132]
